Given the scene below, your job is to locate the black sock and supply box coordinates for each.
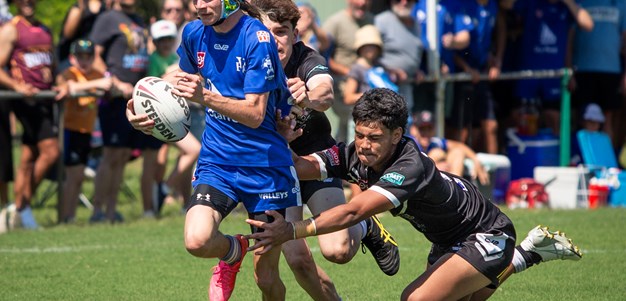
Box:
[516,245,542,267]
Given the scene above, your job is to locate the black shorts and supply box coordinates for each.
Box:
[428,213,516,288]
[573,72,623,111]
[299,178,342,204]
[12,100,58,145]
[98,97,140,148]
[0,101,13,182]
[188,183,286,234]
[135,132,164,150]
[64,130,92,166]
[448,81,496,128]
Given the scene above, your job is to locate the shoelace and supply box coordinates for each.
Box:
[213,264,238,288]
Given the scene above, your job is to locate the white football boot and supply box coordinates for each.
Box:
[520,225,582,262]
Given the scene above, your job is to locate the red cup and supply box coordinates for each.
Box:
[588,184,610,209]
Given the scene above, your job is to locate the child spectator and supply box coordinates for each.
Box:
[343,25,397,106]
[571,103,605,166]
[55,39,112,223]
[148,20,179,77]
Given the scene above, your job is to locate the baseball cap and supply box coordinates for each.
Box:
[583,103,605,123]
[70,39,95,55]
[151,20,178,40]
[413,110,434,128]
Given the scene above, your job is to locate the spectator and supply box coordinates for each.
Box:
[410,110,489,185]
[412,0,472,114]
[570,103,605,165]
[374,0,422,113]
[88,0,149,223]
[252,0,400,299]
[569,0,626,152]
[295,2,329,53]
[0,0,58,229]
[55,39,112,223]
[57,0,108,72]
[145,20,200,215]
[0,0,13,233]
[323,0,373,143]
[504,0,593,136]
[449,0,501,154]
[344,25,397,106]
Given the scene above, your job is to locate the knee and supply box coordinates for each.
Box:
[284,249,316,273]
[255,269,283,293]
[320,243,352,264]
[184,232,210,258]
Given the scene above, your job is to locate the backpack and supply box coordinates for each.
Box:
[505,178,549,209]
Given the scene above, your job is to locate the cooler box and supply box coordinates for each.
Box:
[534,166,589,209]
[609,172,626,207]
[508,131,559,180]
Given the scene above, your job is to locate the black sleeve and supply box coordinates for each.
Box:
[299,48,330,82]
[312,143,350,181]
[89,12,113,47]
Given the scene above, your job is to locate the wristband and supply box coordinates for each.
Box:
[292,217,317,239]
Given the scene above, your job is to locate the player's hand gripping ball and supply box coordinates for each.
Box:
[133,77,191,142]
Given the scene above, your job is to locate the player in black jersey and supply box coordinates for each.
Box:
[252,1,399,300]
[246,88,582,300]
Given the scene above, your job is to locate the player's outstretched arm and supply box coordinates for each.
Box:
[245,189,394,254]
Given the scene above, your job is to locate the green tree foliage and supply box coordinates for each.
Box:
[9,0,162,44]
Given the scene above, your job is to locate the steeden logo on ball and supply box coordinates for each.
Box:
[133,77,191,142]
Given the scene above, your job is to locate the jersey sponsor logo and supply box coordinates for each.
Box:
[197,51,206,68]
[323,145,340,166]
[213,44,229,51]
[262,55,275,80]
[380,172,405,186]
[236,56,246,72]
[475,233,509,262]
[256,30,270,43]
[207,108,238,123]
[258,191,289,200]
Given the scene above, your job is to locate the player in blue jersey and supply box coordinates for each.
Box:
[126,1,299,300]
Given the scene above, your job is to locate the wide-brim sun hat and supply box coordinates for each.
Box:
[354,25,383,52]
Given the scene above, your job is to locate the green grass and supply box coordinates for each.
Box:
[1,201,625,300]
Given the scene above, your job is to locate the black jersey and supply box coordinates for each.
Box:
[284,41,336,155]
[313,137,502,247]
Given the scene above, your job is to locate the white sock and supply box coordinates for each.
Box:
[511,248,528,273]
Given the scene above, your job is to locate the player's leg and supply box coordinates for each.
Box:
[470,225,583,301]
[403,217,516,301]
[250,210,288,300]
[282,204,341,301]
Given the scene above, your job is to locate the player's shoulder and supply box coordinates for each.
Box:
[182,19,205,36]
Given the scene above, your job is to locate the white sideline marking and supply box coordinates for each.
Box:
[0,244,111,253]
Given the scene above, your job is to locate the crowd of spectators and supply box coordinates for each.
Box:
[1,0,626,231]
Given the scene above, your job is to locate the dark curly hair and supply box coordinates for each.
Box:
[352,88,408,134]
[248,0,300,29]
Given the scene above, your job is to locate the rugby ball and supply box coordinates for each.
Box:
[133,77,191,142]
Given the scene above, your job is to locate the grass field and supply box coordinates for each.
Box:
[2,149,626,300]
[2,182,626,300]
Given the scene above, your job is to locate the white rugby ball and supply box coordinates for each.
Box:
[133,77,191,142]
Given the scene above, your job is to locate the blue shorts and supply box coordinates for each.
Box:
[192,163,302,213]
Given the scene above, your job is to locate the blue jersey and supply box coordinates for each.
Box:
[514,0,574,70]
[573,0,626,73]
[460,0,499,69]
[177,16,293,167]
[413,0,473,72]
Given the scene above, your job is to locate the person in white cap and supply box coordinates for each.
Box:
[582,102,605,132]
